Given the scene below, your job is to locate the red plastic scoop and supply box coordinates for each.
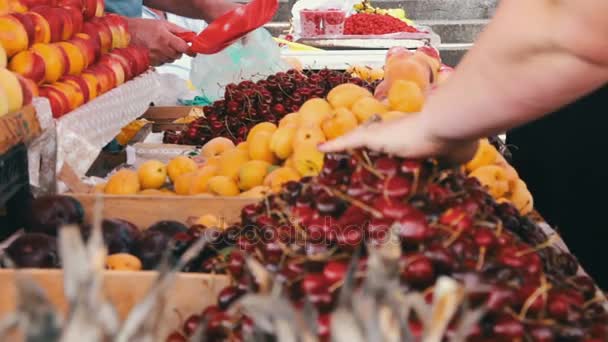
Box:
[176,0,279,54]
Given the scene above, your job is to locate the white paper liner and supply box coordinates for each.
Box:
[27,97,55,189]
[56,70,162,177]
[129,142,198,168]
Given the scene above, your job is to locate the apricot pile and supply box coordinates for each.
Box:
[466,139,534,215]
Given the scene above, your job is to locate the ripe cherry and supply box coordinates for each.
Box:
[383,176,412,198]
[439,207,472,231]
[236,235,256,253]
[217,285,244,310]
[227,251,245,277]
[493,315,524,339]
[374,157,399,177]
[571,276,596,300]
[400,160,422,174]
[497,247,526,269]
[485,285,516,311]
[402,254,435,288]
[424,245,455,274]
[395,210,432,244]
[166,331,187,342]
[323,260,348,285]
[200,305,221,320]
[308,290,333,312]
[301,273,328,295]
[335,226,364,250]
[317,314,331,340]
[373,197,414,219]
[529,325,554,342]
[473,228,496,248]
[182,314,200,336]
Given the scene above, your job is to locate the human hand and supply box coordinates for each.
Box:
[318,113,479,165]
[126,18,190,65]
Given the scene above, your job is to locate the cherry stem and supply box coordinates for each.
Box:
[583,296,605,309]
[519,276,551,320]
[515,234,559,257]
[327,188,383,219]
[476,246,486,271]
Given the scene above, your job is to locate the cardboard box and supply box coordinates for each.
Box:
[0,105,41,155]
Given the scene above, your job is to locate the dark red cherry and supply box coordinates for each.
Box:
[395,210,432,244]
[323,260,348,285]
[182,314,200,336]
[301,273,328,295]
[493,315,524,339]
[402,254,435,288]
[374,157,399,177]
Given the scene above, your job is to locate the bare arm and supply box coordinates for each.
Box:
[321,0,608,161]
[143,0,239,22]
[425,0,608,142]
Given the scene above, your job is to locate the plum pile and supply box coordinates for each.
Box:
[166,150,608,341]
[163,70,379,146]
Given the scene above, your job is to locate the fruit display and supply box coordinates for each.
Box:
[297,1,418,38]
[162,149,607,341]
[346,64,384,82]
[353,0,409,23]
[343,12,418,35]
[300,8,347,37]
[162,69,378,146]
[0,3,150,118]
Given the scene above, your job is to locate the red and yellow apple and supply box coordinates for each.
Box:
[79,73,99,100]
[31,5,62,42]
[70,32,99,66]
[84,64,116,94]
[56,41,85,75]
[40,84,70,117]
[8,50,46,84]
[16,74,39,106]
[10,13,35,46]
[0,14,29,56]
[63,5,82,37]
[83,20,112,54]
[61,75,90,103]
[0,69,24,112]
[99,54,125,86]
[53,81,83,110]
[105,13,130,48]
[107,51,133,80]
[31,42,66,83]
[24,11,51,44]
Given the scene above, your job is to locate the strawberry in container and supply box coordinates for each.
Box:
[300,8,346,37]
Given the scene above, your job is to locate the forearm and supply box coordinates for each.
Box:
[421,0,608,143]
[144,0,238,22]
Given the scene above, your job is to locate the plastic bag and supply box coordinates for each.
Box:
[190,28,289,102]
[291,0,359,37]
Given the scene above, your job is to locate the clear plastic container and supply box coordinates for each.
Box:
[300,9,346,37]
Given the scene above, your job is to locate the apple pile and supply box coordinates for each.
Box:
[163,69,379,146]
[0,2,150,118]
[164,150,607,341]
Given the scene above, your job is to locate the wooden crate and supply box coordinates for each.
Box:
[70,193,259,228]
[0,269,230,340]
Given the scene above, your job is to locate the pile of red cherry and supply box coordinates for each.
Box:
[163,70,378,146]
[166,150,608,341]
